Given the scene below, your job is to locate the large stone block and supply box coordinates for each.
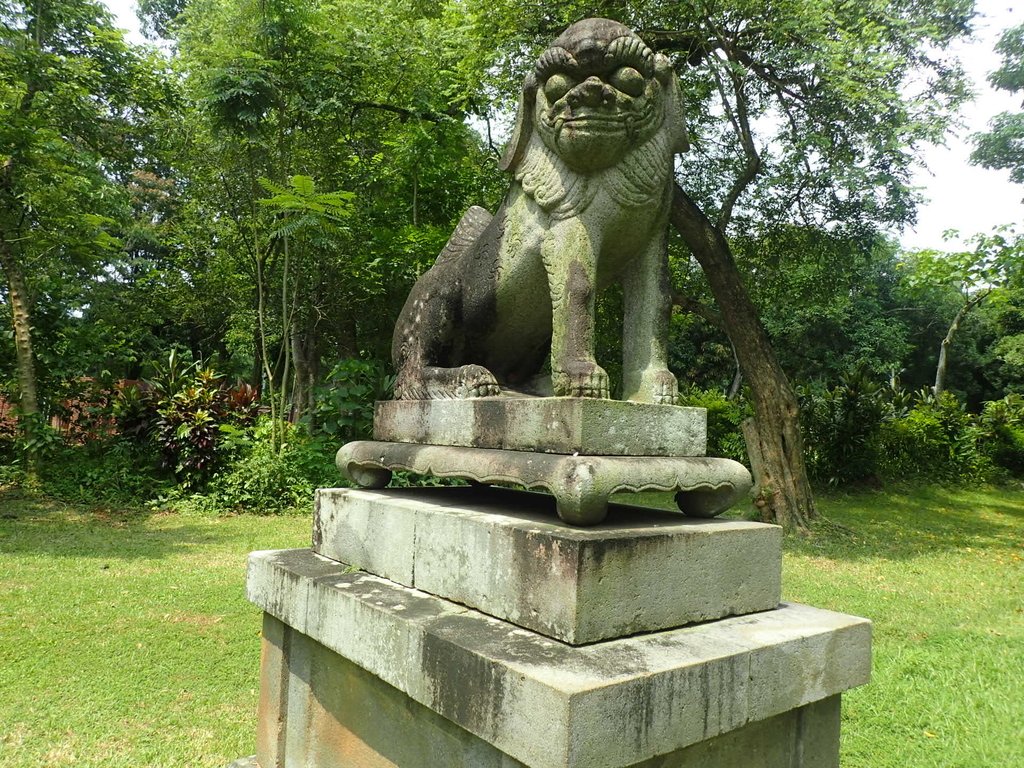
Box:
[257,612,843,768]
[313,487,782,645]
[373,398,707,456]
[247,548,872,768]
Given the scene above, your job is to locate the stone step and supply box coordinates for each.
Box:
[312,486,782,645]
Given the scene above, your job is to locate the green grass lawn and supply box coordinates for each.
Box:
[786,487,1024,768]
[1,486,1021,767]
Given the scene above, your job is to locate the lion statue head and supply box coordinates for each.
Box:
[500,18,689,174]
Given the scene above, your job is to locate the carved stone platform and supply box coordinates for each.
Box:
[374,397,707,456]
[336,440,752,525]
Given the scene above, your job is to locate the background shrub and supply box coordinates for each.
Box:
[678,387,748,462]
[798,366,887,486]
[974,394,1024,476]
[308,358,394,441]
[876,393,991,484]
[198,419,338,514]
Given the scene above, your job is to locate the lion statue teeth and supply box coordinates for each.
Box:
[392,18,688,404]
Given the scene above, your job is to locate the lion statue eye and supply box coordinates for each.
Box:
[544,73,576,102]
[609,66,645,97]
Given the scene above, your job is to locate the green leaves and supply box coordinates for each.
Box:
[972,111,1024,183]
[204,53,280,133]
[901,227,1024,295]
[973,23,1024,183]
[257,175,355,226]
[989,23,1024,93]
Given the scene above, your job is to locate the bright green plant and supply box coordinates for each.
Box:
[677,387,748,463]
[309,358,394,442]
[154,368,228,486]
[799,366,888,486]
[114,352,262,489]
[877,392,990,484]
[975,394,1024,475]
[172,418,339,514]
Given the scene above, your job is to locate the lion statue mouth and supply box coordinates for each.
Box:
[546,101,657,134]
[534,65,664,171]
[540,103,659,171]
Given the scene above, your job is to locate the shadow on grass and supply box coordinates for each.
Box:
[0,488,238,562]
[797,485,1024,562]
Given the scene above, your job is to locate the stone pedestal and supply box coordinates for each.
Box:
[313,487,782,644]
[372,397,708,456]
[244,487,871,768]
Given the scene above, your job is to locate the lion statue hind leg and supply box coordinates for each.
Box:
[422,365,500,400]
[392,206,501,401]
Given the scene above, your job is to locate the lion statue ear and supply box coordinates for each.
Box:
[499,72,538,172]
[655,53,690,155]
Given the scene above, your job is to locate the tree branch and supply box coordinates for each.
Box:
[349,101,459,124]
[670,289,722,328]
[713,47,762,229]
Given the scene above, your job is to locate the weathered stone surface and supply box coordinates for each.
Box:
[390,19,689,404]
[257,612,842,768]
[257,614,528,768]
[629,695,840,768]
[373,397,707,456]
[313,486,781,644]
[337,441,752,525]
[247,548,872,768]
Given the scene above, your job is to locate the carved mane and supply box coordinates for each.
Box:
[513,127,674,218]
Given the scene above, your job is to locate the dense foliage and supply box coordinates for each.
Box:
[1,0,1023,515]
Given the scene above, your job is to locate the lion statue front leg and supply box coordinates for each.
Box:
[621,230,678,405]
[543,220,611,399]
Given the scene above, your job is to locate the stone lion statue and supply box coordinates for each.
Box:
[392,18,688,403]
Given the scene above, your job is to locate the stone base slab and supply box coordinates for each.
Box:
[257,611,843,768]
[313,487,782,645]
[336,441,752,525]
[247,548,871,768]
[373,397,707,456]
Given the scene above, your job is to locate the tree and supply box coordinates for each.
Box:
[730,227,912,385]
[970,22,1024,399]
[0,0,167,473]
[160,0,503,440]
[901,228,1024,398]
[973,22,1024,182]
[458,0,973,529]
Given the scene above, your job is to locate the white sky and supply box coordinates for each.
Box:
[903,1,1024,250]
[103,0,1024,252]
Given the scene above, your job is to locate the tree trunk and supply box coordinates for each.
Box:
[0,240,39,417]
[726,342,743,400]
[933,336,950,399]
[252,323,263,396]
[670,184,816,531]
[934,290,989,399]
[0,237,41,480]
[291,316,317,424]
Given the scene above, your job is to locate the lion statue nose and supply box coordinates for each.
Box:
[569,76,613,108]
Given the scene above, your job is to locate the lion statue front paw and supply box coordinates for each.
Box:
[552,361,611,399]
